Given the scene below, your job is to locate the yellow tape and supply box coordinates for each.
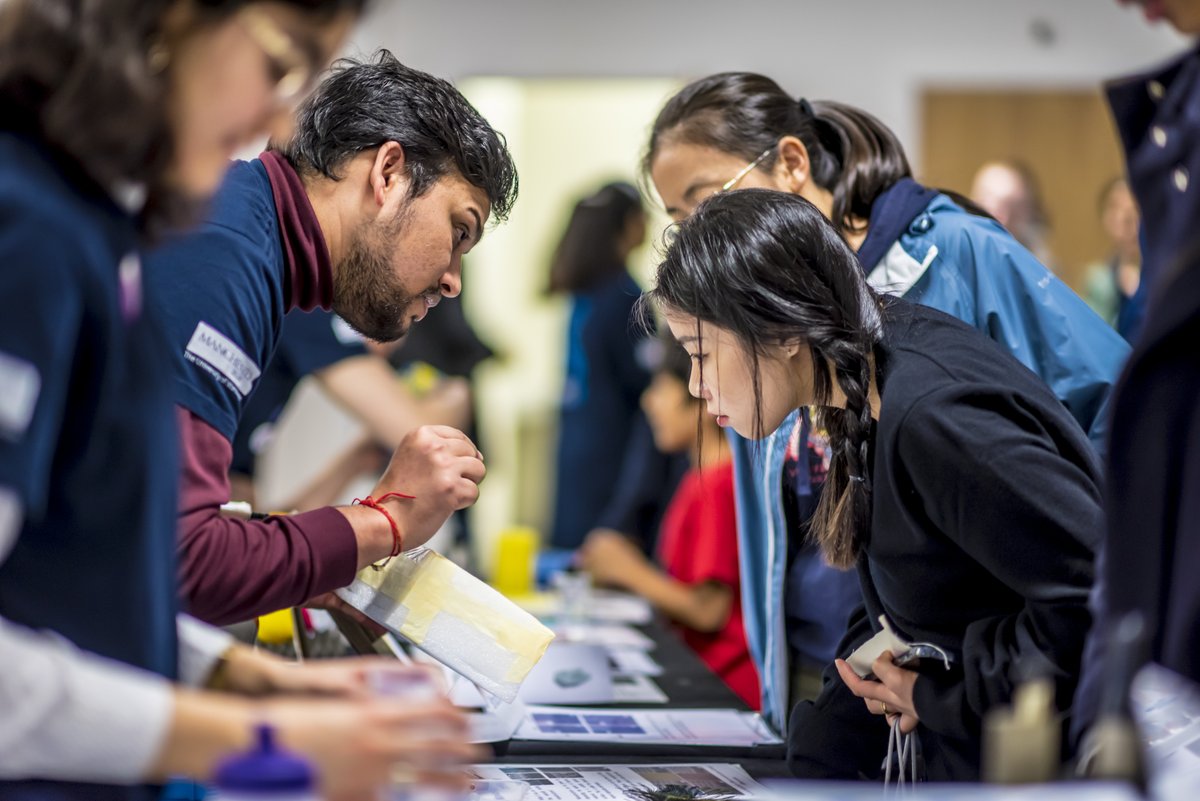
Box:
[356,552,554,685]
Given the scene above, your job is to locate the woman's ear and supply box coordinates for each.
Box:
[776,136,812,195]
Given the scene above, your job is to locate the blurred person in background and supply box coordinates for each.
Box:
[545,181,652,551]
[0,1,480,798]
[227,308,471,512]
[1083,177,1142,341]
[580,335,759,708]
[969,159,1056,269]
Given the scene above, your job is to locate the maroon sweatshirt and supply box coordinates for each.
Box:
[176,152,358,625]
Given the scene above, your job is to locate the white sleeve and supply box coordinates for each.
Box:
[0,611,175,782]
[0,488,174,783]
[177,614,235,687]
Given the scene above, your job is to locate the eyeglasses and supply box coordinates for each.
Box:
[719,146,775,193]
[239,8,317,107]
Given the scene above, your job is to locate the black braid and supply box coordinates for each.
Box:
[813,336,875,568]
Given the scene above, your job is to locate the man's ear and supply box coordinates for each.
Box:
[369,141,407,208]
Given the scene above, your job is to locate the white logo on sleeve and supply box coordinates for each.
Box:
[185,321,261,397]
[0,351,40,440]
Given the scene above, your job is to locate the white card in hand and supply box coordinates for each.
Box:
[846,615,911,678]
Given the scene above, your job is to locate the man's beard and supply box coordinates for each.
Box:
[332,204,419,342]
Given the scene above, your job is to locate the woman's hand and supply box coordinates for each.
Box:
[266,695,483,801]
[579,529,650,588]
[835,651,920,734]
[216,645,439,699]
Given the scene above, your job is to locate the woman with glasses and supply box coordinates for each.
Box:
[0,2,479,798]
[651,188,1101,781]
[642,72,1129,737]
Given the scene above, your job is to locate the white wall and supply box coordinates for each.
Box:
[350,0,1187,164]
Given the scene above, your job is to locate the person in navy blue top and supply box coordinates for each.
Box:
[143,51,519,625]
[545,181,653,550]
[227,306,472,513]
[0,3,486,799]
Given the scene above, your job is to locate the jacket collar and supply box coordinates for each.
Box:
[856,177,939,273]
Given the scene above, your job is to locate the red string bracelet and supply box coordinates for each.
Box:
[352,491,415,570]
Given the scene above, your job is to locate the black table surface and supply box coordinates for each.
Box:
[497,615,790,779]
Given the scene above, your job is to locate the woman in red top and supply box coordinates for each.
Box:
[581,337,760,708]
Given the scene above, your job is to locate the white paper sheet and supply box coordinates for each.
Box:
[468,697,527,744]
[518,644,615,705]
[1132,662,1200,801]
[607,647,663,676]
[514,706,781,746]
[587,590,654,625]
[612,674,668,704]
[761,780,1137,801]
[553,623,654,650]
[469,763,765,801]
[516,590,653,626]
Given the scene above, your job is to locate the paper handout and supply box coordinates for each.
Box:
[336,548,555,702]
[468,763,766,801]
[514,706,781,747]
[518,643,615,705]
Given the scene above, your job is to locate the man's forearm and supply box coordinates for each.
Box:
[177,407,377,625]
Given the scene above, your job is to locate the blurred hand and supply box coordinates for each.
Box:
[579,529,649,588]
[259,656,445,699]
[426,377,472,429]
[373,425,485,550]
[267,695,482,800]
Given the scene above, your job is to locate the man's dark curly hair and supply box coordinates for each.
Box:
[279,49,518,222]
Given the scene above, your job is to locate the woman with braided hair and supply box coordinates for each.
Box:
[643,72,1128,735]
[650,189,1102,781]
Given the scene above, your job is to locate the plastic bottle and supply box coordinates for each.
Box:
[213,725,319,800]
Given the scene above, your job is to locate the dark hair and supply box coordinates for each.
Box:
[279,49,518,223]
[644,72,910,236]
[546,181,644,294]
[0,0,368,235]
[647,189,884,568]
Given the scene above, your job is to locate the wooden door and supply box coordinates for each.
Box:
[920,89,1127,292]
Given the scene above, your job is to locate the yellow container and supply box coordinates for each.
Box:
[257,607,295,645]
[492,526,539,597]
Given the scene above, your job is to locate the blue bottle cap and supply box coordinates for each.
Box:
[214,724,314,792]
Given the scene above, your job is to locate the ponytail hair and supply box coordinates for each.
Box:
[646,189,883,568]
[546,181,644,294]
[644,72,910,237]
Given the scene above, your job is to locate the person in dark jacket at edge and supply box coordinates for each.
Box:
[143,52,519,626]
[651,190,1103,782]
[1074,0,1200,752]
